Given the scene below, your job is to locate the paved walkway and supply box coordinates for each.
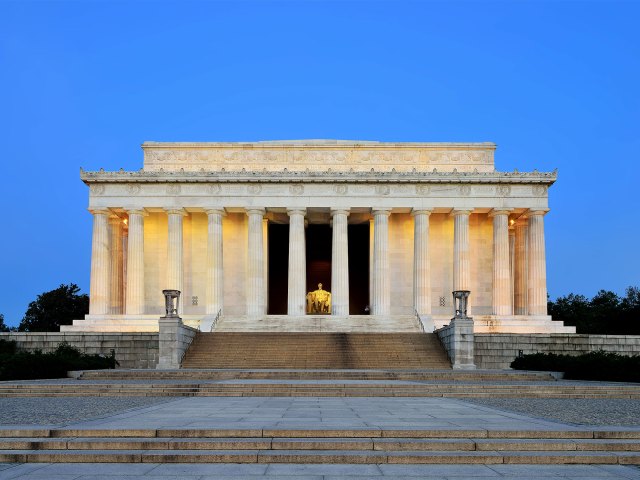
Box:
[0,397,639,479]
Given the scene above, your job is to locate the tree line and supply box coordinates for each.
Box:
[548,287,640,334]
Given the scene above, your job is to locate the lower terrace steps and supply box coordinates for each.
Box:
[0,428,639,464]
[2,369,640,398]
[181,333,452,369]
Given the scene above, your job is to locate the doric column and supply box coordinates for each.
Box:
[412,208,433,315]
[287,208,307,315]
[490,209,513,315]
[109,215,124,315]
[331,208,350,316]
[165,208,187,314]
[371,208,392,315]
[452,209,472,292]
[89,208,111,315]
[527,209,549,315]
[514,218,528,315]
[509,224,516,312]
[246,208,266,317]
[125,208,146,315]
[205,208,225,317]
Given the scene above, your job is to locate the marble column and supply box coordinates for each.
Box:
[89,208,111,315]
[246,208,266,317]
[205,208,225,317]
[527,209,549,315]
[514,218,528,315]
[412,209,433,315]
[371,208,392,315]
[125,209,146,315]
[287,208,307,315]
[109,215,124,315]
[166,208,187,315]
[490,209,513,315]
[509,224,516,313]
[452,209,472,292]
[331,208,350,316]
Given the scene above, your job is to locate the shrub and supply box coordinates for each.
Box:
[0,342,117,381]
[511,351,640,383]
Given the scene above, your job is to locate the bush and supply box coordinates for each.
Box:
[0,342,117,381]
[511,351,640,383]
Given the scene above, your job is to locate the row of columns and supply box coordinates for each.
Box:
[89,207,548,318]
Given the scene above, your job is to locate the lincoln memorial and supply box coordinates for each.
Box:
[63,140,574,334]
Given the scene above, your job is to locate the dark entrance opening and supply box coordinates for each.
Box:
[268,222,370,315]
[267,224,289,314]
[306,225,332,298]
[348,223,370,314]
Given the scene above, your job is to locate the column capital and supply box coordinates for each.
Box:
[286,208,307,216]
[450,208,473,217]
[89,207,111,216]
[372,207,392,217]
[204,208,227,217]
[330,208,350,217]
[108,214,125,225]
[527,208,550,217]
[164,207,188,216]
[488,208,514,218]
[124,207,148,216]
[245,207,266,216]
[411,208,433,217]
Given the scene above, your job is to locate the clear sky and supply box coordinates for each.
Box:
[1,0,638,327]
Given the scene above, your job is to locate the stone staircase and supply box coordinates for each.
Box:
[214,314,422,332]
[181,332,450,369]
[0,427,638,464]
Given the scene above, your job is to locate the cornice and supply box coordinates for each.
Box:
[80,168,557,185]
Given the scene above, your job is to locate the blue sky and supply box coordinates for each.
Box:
[1,1,638,327]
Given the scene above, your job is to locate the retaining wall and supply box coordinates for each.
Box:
[475,333,640,370]
[0,333,159,369]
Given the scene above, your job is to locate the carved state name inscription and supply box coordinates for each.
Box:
[143,145,495,173]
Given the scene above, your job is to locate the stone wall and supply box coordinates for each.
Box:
[436,318,475,369]
[475,333,640,370]
[0,332,159,369]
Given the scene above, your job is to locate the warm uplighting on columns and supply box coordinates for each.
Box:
[514,218,529,315]
[108,215,124,315]
[165,208,187,315]
[125,208,146,315]
[331,208,350,316]
[246,208,266,317]
[287,208,307,315]
[490,209,513,315]
[452,209,472,314]
[412,208,433,316]
[527,209,549,316]
[371,208,392,315]
[205,208,225,319]
[89,208,111,315]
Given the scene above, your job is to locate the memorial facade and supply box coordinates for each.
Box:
[63,140,574,334]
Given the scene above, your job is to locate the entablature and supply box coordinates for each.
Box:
[80,168,557,185]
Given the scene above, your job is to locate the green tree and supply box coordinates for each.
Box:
[0,314,16,332]
[18,284,89,332]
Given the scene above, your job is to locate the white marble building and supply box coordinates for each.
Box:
[63,140,574,334]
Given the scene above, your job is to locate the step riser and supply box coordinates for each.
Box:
[0,451,637,464]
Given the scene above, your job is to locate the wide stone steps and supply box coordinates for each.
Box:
[181,332,452,369]
[2,381,640,398]
[0,429,638,464]
[214,315,422,333]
